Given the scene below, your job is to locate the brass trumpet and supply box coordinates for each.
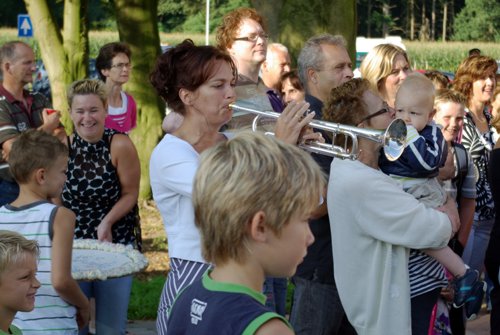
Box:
[229,103,407,161]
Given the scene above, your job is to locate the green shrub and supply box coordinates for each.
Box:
[128,275,166,320]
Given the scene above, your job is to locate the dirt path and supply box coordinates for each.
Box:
[137,201,169,280]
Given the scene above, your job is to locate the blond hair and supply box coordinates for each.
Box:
[434,89,467,109]
[359,44,410,94]
[9,129,68,184]
[193,131,325,265]
[0,230,39,277]
[67,79,108,108]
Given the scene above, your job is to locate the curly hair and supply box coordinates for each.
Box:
[453,55,498,104]
[322,78,372,148]
[215,8,265,51]
[95,42,132,81]
[150,39,237,115]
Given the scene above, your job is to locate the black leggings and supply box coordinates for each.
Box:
[411,287,442,335]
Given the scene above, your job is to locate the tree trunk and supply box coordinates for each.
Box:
[63,0,89,82]
[431,0,436,40]
[250,0,283,41]
[273,0,356,64]
[442,1,447,41]
[382,2,390,37]
[24,0,88,131]
[410,0,415,40]
[113,0,164,200]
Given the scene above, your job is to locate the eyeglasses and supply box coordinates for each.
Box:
[360,102,392,123]
[234,33,269,43]
[111,63,133,70]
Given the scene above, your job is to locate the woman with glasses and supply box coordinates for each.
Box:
[96,42,137,133]
[359,43,411,109]
[323,78,458,334]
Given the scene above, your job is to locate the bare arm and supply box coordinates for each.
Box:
[310,187,328,219]
[436,195,460,235]
[51,207,89,329]
[437,149,455,181]
[96,134,140,242]
[1,137,15,161]
[457,197,476,247]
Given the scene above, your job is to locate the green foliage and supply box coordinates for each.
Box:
[158,0,251,33]
[128,275,166,319]
[452,0,500,42]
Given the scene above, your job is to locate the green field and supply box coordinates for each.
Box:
[1,28,498,73]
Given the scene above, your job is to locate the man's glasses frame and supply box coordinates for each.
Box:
[233,33,269,43]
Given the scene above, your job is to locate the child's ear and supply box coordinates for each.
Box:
[33,168,46,184]
[249,211,268,243]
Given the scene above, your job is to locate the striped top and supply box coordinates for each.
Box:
[0,201,78,334]
[408,249,447,298]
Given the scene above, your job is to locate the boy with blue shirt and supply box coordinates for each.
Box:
[167,131,325,334]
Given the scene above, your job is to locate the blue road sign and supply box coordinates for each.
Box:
[18,14,33,38]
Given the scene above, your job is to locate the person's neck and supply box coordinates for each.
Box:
[0,310,14,334]
[238,62,261,83]
[468,98,485,117]
[357,142,380,169]
[210,259,264,293]
[10,186,49,207]
[106,81,123,108]
[261,76,277,91]
[172,116,223,154]
[2,79,25,101]
[0,305,15,333]
[306,87,325,104]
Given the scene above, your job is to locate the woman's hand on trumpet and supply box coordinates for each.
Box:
[274,100,323,144]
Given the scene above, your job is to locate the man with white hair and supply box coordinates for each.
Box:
[261,43,291,91]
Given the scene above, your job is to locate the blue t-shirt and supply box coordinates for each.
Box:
[167,270,290,334]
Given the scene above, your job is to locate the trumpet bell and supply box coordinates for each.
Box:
[382,119,407,161]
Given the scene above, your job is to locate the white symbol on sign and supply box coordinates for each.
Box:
[20,18,31,35]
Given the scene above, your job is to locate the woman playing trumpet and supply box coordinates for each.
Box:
[149,39,320,334]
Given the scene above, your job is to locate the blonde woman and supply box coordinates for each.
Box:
[359,43,411,108]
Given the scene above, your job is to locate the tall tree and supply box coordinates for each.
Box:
[254,0,356,62]
[453,0,500,41]
[113,0,164,199]
[24,0,89,130]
